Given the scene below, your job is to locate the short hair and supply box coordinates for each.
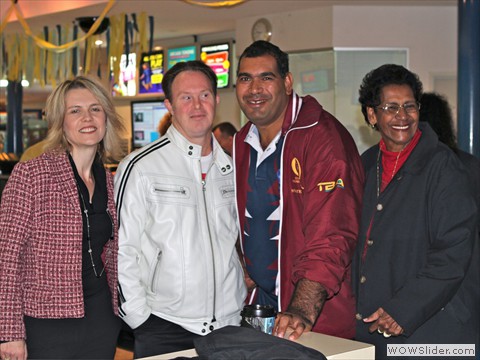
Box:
[212,122,237,137]
[237,40,289,78]
[43,76,126,162]
[162,60,218,101]
[358,64,423,127]
[419,92,457,150]
[158,112,172,136]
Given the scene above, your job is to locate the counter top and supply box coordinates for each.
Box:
[140,330,375,360]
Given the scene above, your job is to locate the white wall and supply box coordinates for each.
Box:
[236,4,457,90]
[235,7,334,54]
[332,5,457,90]
[234,4,457,152]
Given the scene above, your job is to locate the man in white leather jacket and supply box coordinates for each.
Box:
[114,61,246,358]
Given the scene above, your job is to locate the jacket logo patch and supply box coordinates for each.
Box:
[291,157,304,194]
[317,179,344,192]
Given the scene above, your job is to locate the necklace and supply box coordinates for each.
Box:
[391,149,403,180]
[376,146,404,199]
[77,185,113,278]
[376,150,381,199]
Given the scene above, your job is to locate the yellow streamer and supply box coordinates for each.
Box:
[138,12,148,56]
[33,35,41,84]
[181,0,247,7]
[0,0,116,53]
[0,3,15,35]
[64,25,73,80]
[6,34,20,81]
[0,36,4,79]
[109,13,125,87]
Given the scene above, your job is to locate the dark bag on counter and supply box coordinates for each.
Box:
[189,325,327,360]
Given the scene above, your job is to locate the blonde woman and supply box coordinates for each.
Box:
[0,76,125,359]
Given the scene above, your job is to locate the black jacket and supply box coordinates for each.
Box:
[352,123,479,359]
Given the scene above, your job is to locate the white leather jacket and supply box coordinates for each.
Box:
[114,125,246,335]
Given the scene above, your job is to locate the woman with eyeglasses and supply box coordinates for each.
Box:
[0,76,125,360]
[352,64,479,359]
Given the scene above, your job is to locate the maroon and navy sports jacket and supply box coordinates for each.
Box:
[234,93,365,339]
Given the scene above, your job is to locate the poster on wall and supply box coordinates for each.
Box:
[112,53,137,97]
[167,46,197,69]
[139,51,164,94]
[300,69,332,93]
[200,42,231,89]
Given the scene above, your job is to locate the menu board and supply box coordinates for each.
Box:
[167,46,197,69]
[200,42,231,89]
[139,50,164,94]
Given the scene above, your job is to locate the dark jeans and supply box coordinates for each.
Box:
[133,314,201,358]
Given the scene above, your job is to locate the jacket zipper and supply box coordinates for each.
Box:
[153,187,186,195]
[202,176,217,324]
[151,250,163,292]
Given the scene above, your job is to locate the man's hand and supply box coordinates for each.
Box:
[363,307,404,337]
[274,311,312,340]
[273,278,327,340]
[244,272,257,292]
[235,239,256,291]
[0,340,28,360]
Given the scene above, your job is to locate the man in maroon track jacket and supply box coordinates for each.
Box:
[233,40,365,340]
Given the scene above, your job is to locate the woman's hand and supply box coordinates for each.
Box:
[0,340,27,360]
[363,307,404,337]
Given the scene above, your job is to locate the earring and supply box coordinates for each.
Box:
[369,123,377,130]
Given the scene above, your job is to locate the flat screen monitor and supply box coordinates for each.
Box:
[200,42,231,89]
[131,100,169,149]
[111,53,137,97]
[167,45,197,69]
[139,50,164,95]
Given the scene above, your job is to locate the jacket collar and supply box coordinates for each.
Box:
[399,122,439,175]
[42,150,79,208]
[166,124,233,176]
[281,92,303,135]
[365,122,440,176]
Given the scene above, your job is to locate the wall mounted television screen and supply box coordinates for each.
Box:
[139,50,164,95]
[167,45,197,69]
[200,42,231,89]
[131,100,169,149]
[111,53,137,97]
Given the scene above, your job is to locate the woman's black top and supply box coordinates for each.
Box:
[68,153,111,298]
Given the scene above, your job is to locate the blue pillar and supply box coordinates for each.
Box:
[457,0,480,158]
[6,81,23,154]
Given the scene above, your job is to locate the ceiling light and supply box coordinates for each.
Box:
[0,80,30,87]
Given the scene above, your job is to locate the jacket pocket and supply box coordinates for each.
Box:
[151,184,190,199]
[148,249,162,294]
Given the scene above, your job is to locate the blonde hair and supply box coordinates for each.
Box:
[43,76,126,162]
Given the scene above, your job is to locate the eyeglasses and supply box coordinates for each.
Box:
[376,102,421,115]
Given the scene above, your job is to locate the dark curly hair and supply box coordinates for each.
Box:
[237,40,289,78]
[358,64,423,128]
[419,92,457,151]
